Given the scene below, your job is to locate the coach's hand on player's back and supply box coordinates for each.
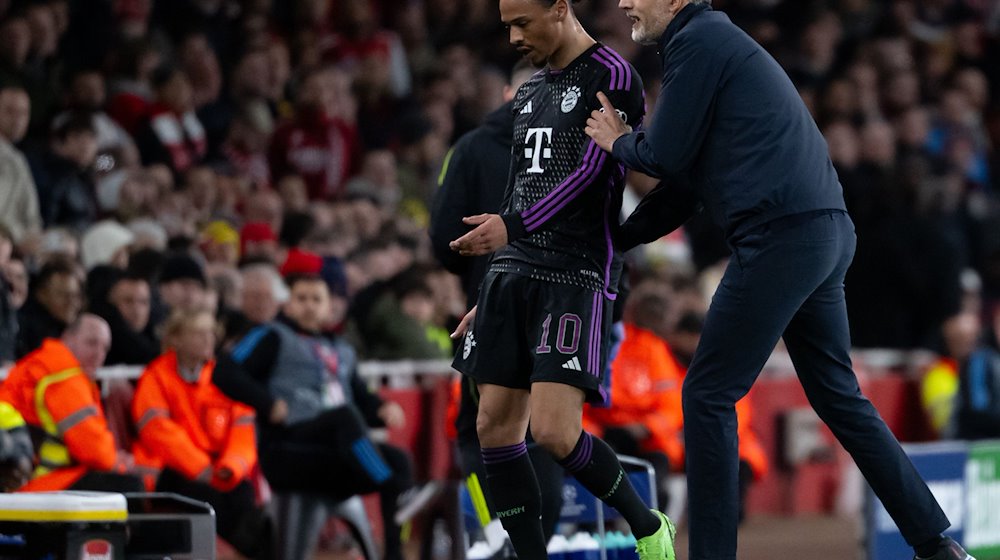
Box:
[449,214,508,256]
[586,91,631,153]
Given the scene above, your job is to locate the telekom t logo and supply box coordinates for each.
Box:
[524,127,552,174]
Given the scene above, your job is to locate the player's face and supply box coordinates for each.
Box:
[500,0,562,67]
[619,0,675,45]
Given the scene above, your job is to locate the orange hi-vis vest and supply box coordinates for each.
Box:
[585,323,685,469]
[131,351,256,492]
[0,339,125,491]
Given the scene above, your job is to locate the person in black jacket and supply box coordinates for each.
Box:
[429,60,564,557]
[86,267,159,366]
[28,112,100,232]
[16,256,82,358]
[585,2,969,560]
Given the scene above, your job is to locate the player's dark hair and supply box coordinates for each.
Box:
[538,0,584,4]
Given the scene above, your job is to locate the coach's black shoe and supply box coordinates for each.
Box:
[913,537,975,560]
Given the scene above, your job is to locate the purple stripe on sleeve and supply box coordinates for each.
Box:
[599,47,632,91]
[591,50,621,90]
[523,148,608,231]
[521,142,598,223]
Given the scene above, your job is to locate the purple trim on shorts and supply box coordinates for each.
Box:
[521,141,607,232]
[602,176,618,300]
[588,292,603,376]
[481,441,529,464]
[560,432,593,473]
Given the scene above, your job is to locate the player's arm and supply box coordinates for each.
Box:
[611,36,728,177]
[616,175,700,251]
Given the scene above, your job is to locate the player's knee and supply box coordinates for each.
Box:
[529,422,576,459]
[476,408,516,447]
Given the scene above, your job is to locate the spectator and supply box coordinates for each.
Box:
[0,314,143,492]
[922,312,982,438]
[0,228,18,366]
[90,270,158,366]
[950,305,1000,440]
[239,222,280,266]
[268,66,358,200]
[215,274,416,560]
[80,220,134,271]
[199,221,240,267]
[136,66,207,176]
[107,38,160,135]
[356,265,447,360]
[17,256,82,358]
[0,85,41,245]
[240,263,287,326]
[58,68,140,171]
[156,252,209,318]
[132,308,267,558]
[0,15,32,90]
[29,112,99,231]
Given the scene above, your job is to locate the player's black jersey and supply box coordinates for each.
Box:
[493,43,644,296]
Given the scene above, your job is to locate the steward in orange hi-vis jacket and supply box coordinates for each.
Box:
[133,309,267,558]
[131,351,256,491]
[0,315,141,492]
[584,321,685,470]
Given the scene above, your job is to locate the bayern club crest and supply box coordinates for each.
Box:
[561,86,581,113]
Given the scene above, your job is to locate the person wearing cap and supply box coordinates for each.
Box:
[200,220,240,267]
[157,252,209,311]
[81,220,134,271]
[239,222,279,265]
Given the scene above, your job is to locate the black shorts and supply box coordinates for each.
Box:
[452,271,613,404]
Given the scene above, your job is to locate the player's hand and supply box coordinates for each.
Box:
[585,91,631,153]
[449,214,508,256]
[450,306,477,339]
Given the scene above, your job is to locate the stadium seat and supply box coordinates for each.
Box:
[269,492,378,560]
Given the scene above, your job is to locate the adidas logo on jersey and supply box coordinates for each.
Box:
[561,356,582,371]
[519,101,532,115]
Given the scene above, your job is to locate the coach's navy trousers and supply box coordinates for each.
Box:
[683,210,950,560]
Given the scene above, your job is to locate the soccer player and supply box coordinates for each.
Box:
[448,1,675,558]
[585,1,976,560]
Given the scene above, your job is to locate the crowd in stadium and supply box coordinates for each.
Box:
[0,0,997,557]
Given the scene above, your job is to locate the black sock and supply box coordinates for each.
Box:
[482,442,547,560]
[558,431,661,538]
[915,535,944,558]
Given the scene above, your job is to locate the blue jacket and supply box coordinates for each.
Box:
[614,3,846,245]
